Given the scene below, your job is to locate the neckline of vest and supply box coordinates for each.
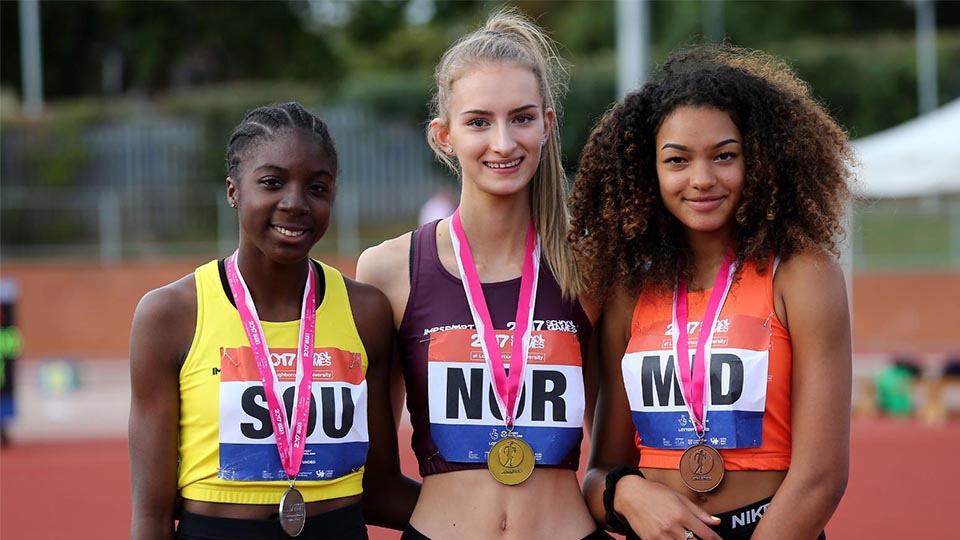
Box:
[216,258,327,318]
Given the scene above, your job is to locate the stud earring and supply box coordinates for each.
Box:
[229,200,237,208]
[446,146,455,154]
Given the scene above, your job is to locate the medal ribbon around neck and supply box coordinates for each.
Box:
[449,209,540,428]
[226,252,316,481]
[672,247,737,436]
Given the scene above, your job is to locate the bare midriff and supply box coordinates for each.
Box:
[411,468,595,540]
[641,468,787,512]
[182,494,361,519]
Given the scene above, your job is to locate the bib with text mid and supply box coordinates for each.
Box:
[623,313,770,449]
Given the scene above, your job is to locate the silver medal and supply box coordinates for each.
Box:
[279,487,306,537]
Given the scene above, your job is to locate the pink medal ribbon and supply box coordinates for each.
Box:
[225,252,316,481]
[449,209,540,428]
[671,247,737,437]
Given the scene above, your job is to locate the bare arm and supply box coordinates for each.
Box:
[583,290,720,540]
[347,277,420,530]
[129,277,195,540]
[357,234,413,426]
[751,251,851,540]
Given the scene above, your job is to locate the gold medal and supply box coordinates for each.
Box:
[487,436,535,485]
[679,442,724,492]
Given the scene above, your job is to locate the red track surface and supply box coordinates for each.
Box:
[2,418,955,539]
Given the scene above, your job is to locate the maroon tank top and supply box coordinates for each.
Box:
[398,219,591,477]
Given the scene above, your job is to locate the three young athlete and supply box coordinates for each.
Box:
[129,18,851,540]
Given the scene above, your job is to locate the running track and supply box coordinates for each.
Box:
[2,418,955,539]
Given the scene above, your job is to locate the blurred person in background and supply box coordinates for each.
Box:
[875,357,921,417]
[0,278,22,446]
[128,102,416,540]
[418,186,457,226]
[570,45,853,540]
[356,8,609,540]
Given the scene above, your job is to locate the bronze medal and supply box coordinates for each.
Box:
[279,487,306,537]
[487,436,535,485]
[679,443,724,492]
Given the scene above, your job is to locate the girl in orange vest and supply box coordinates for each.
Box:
[570,46,853,540]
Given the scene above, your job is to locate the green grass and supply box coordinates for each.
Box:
[853,199,958,270]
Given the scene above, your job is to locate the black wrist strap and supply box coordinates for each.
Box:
[603,464,645,535]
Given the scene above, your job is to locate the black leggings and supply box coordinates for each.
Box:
[401,524,614,540]
[176,503,367,540]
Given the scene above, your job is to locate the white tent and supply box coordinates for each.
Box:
[853,98,960,198]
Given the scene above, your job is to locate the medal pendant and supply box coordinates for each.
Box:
[679,443,724,492]
[279,487,306,537]
[487,436,535,485]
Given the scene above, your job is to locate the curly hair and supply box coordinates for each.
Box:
[568,45,854,300]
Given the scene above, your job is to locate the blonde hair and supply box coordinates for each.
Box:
[427,7,584,299]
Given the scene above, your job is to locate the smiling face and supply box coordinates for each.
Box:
[432,62,553,201]
[655,105,745,245]
[227,128,336,265]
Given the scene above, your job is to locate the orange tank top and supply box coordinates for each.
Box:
[623,259,791,471]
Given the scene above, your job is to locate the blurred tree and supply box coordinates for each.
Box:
[0,0,341,98]
[1,0,959,141]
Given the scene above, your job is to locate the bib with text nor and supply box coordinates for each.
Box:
[427,325,584,464]
[218,346,368,481]
[622,313,771,449]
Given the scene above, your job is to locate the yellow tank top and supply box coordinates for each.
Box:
[178,259,368,504]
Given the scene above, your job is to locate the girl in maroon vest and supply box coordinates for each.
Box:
[357,8,608,540]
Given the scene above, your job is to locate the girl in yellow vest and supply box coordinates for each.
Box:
[570,46,853,540]
[129,102,418,540]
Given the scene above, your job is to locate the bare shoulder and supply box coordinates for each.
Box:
[355,232,413,292]
[135,274,196,326]
[774,248,846,300]
[356,232,414,326]
[774,248,848,330]
[776,248,843,283]
[138,273,196,313]
[131,272,198,370]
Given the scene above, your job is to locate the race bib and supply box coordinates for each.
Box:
[217,346,368,481]
[623,314,770,449]
[427,326,584,464]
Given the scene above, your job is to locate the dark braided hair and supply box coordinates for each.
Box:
[225,102,338,178]
[568,45,854,301]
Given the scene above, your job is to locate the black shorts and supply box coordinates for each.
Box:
[620,496,826,540]
[401,523,614,540]
[706,496,826,540]
[176,503,367,540]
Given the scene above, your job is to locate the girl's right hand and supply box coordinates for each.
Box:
[614,475,723,540]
